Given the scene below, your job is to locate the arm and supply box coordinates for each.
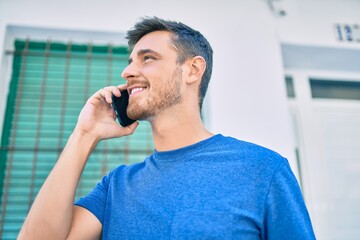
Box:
[263,160,316,240]
[18,86,139,240]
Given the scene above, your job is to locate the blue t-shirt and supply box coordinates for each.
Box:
[75,134,315,239]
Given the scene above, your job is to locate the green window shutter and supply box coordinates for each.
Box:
[0,39,153,239]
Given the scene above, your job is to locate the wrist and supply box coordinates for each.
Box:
[71,128,99,150]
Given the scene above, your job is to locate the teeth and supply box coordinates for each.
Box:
[131,87,144,94]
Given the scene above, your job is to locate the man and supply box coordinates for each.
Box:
[18,17,315,239]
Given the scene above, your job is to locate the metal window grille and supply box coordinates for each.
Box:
[0,39,153,239]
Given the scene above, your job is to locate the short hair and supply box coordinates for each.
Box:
[126,16,213,111]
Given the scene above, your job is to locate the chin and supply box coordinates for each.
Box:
[128,106,151,121]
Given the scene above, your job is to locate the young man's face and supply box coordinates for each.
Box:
[121,31,183,121]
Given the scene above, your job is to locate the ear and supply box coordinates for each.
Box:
[185,56,206,85]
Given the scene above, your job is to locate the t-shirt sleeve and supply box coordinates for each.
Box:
[263,160,316,240]
[74,171,112,224]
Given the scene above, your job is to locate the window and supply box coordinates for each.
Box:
[285,75,296,98]
[310,78,360,100]
[284,71,360,239]
[0,39,153,238]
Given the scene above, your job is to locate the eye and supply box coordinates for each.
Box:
[144,55,155,61]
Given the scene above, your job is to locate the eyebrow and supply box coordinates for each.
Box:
[128,49,160,64]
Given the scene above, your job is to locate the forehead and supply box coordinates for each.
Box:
[129,31,177,58]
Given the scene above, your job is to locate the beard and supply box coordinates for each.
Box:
[127,67,182,121]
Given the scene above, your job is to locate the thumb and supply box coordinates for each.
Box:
[119,121,140,136]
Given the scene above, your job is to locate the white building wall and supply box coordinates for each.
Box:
[274,1,360,239]
[1,0,360,237]
[0,0,296,166]
[275,0,360,47]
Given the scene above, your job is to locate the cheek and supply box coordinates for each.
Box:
[144,63,176,80]
[145,68,166,81]
[146,72,170,92]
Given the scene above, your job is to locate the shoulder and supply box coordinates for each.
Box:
[105,159,148,181]
[212,134,287,168]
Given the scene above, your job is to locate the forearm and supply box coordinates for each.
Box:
[18,130,98,240]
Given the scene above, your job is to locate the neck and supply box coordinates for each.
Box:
[149,106,213,152]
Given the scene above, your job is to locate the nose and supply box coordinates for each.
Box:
[121,63,140,82]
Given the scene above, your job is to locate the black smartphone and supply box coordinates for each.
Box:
[111,90,136,127]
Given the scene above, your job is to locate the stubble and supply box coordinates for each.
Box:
[127,67,183,121]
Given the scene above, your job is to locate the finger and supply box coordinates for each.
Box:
[112,110,117,120]
[113,84,127,97]
[117,84,128,91]
[101,86,120,104]
[90,88,105,102]
[103,87,116,103]
[112,86,121,97]
[91,86,122,104]
[121,121,139,136]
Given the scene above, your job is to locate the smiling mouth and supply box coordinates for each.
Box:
[129,87,146,96]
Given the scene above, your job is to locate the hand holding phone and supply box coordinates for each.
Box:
[111,90,136,127]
